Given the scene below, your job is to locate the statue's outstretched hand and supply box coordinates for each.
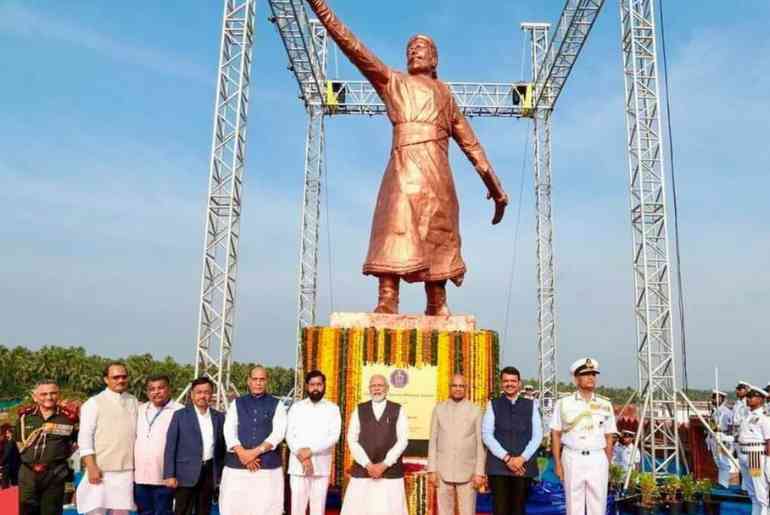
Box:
[487,191,509,225]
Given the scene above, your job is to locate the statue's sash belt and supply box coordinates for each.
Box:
[393,122,449,148]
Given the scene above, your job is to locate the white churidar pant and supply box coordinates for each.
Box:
[289,474,330,515]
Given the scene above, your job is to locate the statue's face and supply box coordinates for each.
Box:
[406,38,437,76]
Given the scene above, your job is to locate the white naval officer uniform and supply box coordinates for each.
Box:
[708,392,736,488]
[551,358,617,515]
[736,385,770,515]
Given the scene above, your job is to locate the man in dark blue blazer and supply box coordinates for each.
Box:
[163,377,225,515]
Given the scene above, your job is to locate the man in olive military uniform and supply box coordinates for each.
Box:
[15,379,78,515]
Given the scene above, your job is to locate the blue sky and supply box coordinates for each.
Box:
[1,1,768,389]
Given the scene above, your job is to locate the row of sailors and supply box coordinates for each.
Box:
[709,382,770,515]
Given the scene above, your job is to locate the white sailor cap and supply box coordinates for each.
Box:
[524,385,534,391]
[711,389,727,397]
[570,357,600,375]
[745,384,768,398]
[620,429,635,437]
[737,381,750,389]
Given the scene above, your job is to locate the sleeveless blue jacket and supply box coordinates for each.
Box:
[485,395,539,477]
[224,394,282,470]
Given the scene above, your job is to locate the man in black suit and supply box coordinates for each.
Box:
[163,377,225,515]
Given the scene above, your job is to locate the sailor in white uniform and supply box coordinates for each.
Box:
[707,389,736,488]
[551,358,617,515]
[611,430,639,474]
[734,381,751,434]
[736,384,770,515]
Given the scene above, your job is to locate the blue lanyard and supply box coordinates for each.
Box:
[145,403,168,436]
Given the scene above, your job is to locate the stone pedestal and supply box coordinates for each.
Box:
[330,312,476,332]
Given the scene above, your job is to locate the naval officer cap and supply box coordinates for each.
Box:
[745,383,768,398]
[570,357,600,376]
[737,381,750,388]
[711,389,727,397]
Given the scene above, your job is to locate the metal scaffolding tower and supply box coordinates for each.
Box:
[620,0,679,475]
[522,22,558,421]
[522,0,605,420]
[194,0,256,410]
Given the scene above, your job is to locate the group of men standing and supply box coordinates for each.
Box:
[428,357,618,515]
[14,356,620,515]
[710,381,770,515]
[75,364,227,515]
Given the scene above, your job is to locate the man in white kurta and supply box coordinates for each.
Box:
[341,374,409,515]
[219,366,288,515]
[286,370,341,515]
[76,362,139,515]
[551,358,617,515]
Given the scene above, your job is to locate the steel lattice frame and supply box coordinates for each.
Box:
[523,23,558,421]
[532,0,606,110]
[325,81,527,117]
[620,0,679,476]
[194,0,256,410]
[523,2,606,420]
[293,21,328,397]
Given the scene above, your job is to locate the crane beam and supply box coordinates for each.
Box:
[532,0,605,110]
[325,80,528,118]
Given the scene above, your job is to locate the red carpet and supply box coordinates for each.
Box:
[0,487,18,515]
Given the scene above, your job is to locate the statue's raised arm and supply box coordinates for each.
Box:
[305,0,391,94]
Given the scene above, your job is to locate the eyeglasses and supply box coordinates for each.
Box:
[450,384,466,388]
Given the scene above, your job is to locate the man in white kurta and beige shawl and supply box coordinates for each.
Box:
[76,362,138,515]
[342,374,409,515]
[219,366,288,515]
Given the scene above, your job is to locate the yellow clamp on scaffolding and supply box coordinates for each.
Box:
[516,83,534,118]
[325,80,339,113]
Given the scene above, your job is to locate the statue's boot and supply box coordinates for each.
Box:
[373,275,400,314]
[425,280,451,316]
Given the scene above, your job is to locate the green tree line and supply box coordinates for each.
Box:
[0,345,712,406]
[0,345,294,403]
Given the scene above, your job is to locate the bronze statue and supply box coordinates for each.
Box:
[306,0,509,316]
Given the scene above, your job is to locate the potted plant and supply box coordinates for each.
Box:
[609,464,636,511]
[660,475,683,514]
[637,472,659,515]
[697,478,720,515]
[609,464,625,493]
[680,474,698,515]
